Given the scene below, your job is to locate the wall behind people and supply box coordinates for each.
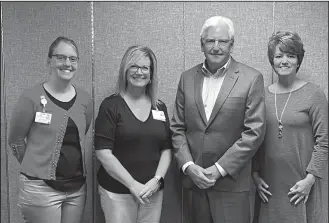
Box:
[273,2,328,97]
[1,2,94,223]
[1,2,327,223]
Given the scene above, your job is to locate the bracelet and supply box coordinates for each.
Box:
[154,175,164,188]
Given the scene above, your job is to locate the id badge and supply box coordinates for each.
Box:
[152,110,166,122]
[35,112,52,124]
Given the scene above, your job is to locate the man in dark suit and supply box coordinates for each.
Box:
[171,16,266,223]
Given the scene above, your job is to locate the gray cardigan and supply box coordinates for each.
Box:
[8,83,93,180]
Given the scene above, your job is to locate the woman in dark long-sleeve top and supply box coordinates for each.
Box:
[252,31,328,223]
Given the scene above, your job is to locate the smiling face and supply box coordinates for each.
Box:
[273,45,298,77]
[126,55,151,90]
[201,24,233,72]
[48,41,78,81]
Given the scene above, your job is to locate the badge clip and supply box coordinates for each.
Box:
[40,95,47,113]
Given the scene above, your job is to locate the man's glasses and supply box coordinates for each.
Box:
[52,54,79,63]
[203,38,232,48]
[129,65,150,74]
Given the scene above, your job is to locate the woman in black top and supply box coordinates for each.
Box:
[95,45,172,223]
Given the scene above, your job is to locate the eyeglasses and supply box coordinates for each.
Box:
[203,38,232,48]
[129,65,150,74]
[52,54,79,63]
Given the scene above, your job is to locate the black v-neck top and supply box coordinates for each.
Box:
[95,94,172,194]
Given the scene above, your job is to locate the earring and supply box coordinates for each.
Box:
[148,80,152,84]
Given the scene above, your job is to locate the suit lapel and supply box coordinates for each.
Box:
[207,60,239,126]
[194,67,207,125]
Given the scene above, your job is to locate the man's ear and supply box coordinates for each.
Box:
[200,39,204,52]
[229,40,234,53]
[47,57,51,66]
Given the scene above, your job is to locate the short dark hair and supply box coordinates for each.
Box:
[48,36,79,58]
[268,31,305,72]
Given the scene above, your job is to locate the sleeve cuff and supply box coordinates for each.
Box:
[182,161,194,175]
[215,162,227,177]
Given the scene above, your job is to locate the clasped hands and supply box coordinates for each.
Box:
[129,178,160,204]
[186,164,221,189]
[253,172,316,205]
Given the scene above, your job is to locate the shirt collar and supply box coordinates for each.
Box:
[201,56,231,78]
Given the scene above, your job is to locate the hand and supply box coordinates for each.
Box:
[128,180,149,204]
[139,178,160,199]
[186,164,216,189]
[288,174,316,205]
[204,165,221,181]
[252,172,272,203]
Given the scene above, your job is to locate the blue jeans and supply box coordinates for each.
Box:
[18,174,86,223]
[98,185,163,223]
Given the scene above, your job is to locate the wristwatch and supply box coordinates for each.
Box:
[154,175,164,188]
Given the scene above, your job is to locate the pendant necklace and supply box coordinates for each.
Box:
[131,99,142,113]
[274,82,295,138]
[124,94,141,113]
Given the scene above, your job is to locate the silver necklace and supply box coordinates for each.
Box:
[274,82,295,138]
[124,94,143,112]
[130,98,141,112]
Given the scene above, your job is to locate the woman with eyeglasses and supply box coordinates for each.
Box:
[8,36,93,223]
[95,45,172,223]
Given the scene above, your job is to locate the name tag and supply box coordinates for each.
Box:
[35,112,52,124]
[152,110,166,122]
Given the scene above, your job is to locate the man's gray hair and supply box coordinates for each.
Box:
[200,16,235,41]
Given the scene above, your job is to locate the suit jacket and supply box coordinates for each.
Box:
[171,58,266,192]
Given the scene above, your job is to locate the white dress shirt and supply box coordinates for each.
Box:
[182,57,231,177]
